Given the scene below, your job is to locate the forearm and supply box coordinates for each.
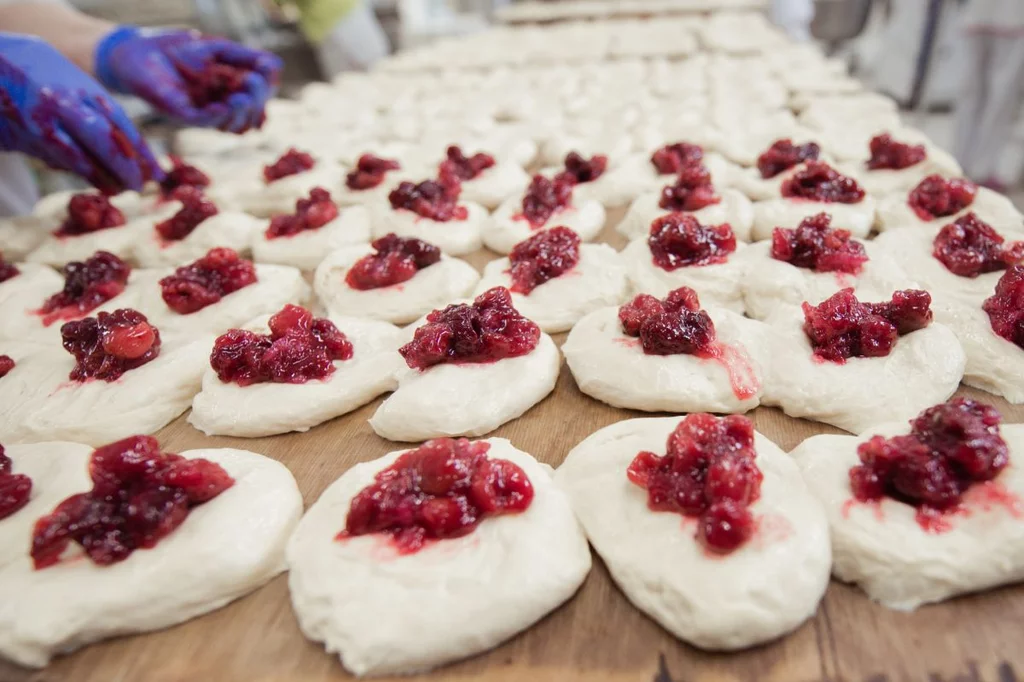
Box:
[0,2,113,74]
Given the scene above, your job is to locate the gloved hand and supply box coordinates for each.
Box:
[95,26,282,134]
[0,33,161,194]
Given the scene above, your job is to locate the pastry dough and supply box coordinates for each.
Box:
[752,196,876,241]
[616,189,754,242]
[597,151,738,208]
[457,161,532,209]
[0,215,52,261]
[26,215,163,267]
[875,187,1023,235]
[133,211,263,268]
[840,146,961,196]
[933,300,1024,404]
[251,205,371,271]
[234,163,346,218]
[483,196,606,255]
[622,237,749,313]
[371,203,488,257]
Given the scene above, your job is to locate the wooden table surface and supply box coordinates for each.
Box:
[3,213,1023,682]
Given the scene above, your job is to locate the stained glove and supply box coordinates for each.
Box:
[95,26,282,134]
[0,32,161,194]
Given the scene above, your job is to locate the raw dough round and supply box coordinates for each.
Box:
[616,189,754,242]
[234,163,346,217]
[751,196,876,241]
[483,196,606,255]
[622,237,749,313]
[594,151,738,208]
[933,300,1024,404]
[874,187,1023,235]
[0,216,53,261]
[371,203,488,256]
[458,161,532,209]
[251,205,371,271]
[133,211,263,268]
[26,219,159,267]
[839,147,961,196]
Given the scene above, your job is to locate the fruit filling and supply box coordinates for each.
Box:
[441,146,495,181]
[346,154,401,190]
[508,226,580,295]
[388,172,466,222]
[983,265,1024,349]
[618,287,716,356]
[61,308,161,382]
[180,61,249,108]
[345,234,441,290]
[159,247,257,314]
[756,138,821,179]
[780,161,865,203]
[0,445,32,520]
[771,212,869,274]
[0,253,18,283]
[263,148,316,183]
[648,213,736,271]
[159,156,211,197]
[400,287,540,370]
[0,355,13,378]
[627,414,763,553]
[658,163,720,211]
[850,399,1009,529]
[210,304,353,386]
[31,435,234,568]
[556,152,607,184]
[266,187,339,239]
[518,174,574,229]
[802,288,933,363]
[651,142,704,175]
[908,175,977,221]
[155,187,219,241]
[37,251,130,326]
[866,134,927,171]
[55,194,126,237]
[933,213,1024,278]
[341,438,533,554]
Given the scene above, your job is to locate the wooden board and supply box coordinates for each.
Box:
[3,212,1023,682]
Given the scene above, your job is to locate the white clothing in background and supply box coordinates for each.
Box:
[317,1,390,76]
[0,152,39,218]
[771,0,814,42]
[963,0,1024,29]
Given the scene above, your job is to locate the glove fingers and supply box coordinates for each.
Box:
[205,40,284,81]
[59,100,145,192]
[43,123,122,194]
[222,93,255,134]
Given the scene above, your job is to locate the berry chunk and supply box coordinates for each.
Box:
[932,213,1023,277]
[388,171,467,222]
[154,187,219,241]
[345,233,442,290]
[508,226,581,295]
[757,138,820,179]
[440,146,495,181]
[346,154,401,190]
[37,251,130,326]
[658,163,720,212]
[651,142,704,175]
[159,156,211,197]
[55,194,126,237]
[264,148,316,183]
[648,213,736,271]
[519,174,574,229]
[180,61,249,108]
[0,253,19,283]
[618,287,716,356]
[866,134,926,171]
[159,247,257,314]
[556,152,607,184]
[771,212,868,274]
[908,175,977,221]
[61,308,161,382]
[983,265,1024,349]
[0,444,32,520]
[0,355,13,378]
[781,162,865,203]
[266,187,339,239]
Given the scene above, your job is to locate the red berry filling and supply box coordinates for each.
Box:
[346,154,401,190]
[933,213,1024,278]
[850,399,1009,528]
[651,142,704,175]
[159,156,211,197]
[628,414,763,553]
[31,435,234,569]
[648,213,736,271]
[180,61,248,108]
[341,438,533,554]
[159,247,257,315]
[0,355,13,378]
[441,145,496,181]
[400,287,540,370]
[658,163,721,212]
[802,288,933,363]
[0,444,32,520]
[618,287,716,356]
[556,151,607,184]
[264,148,316,183]
[508,226,580,295]
[771,212,869,274]
[37,251,130,326]
[518,174,574,229]
[781,161,865,203]
[0,253,18,283]
[210,304,353,386]
[757,138,821,179]
[983,265,1024,349]
[908,175,977,221]
[61,308,161,382]
[345,233,441,290]
[55,194,126,237]
[388,172,467,222]
[155,187,219,241]
[866,134,927,171]
[266,187,339,239]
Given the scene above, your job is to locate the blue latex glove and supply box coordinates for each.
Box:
[95,27,282,134]
[0,32,161,194]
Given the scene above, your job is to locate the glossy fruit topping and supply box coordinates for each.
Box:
[802,288,933,363]
[55,194,126,237]
[181,61,248,108]
[508,226,580,295]
[345,233,441,290]
[658,163,720,212]
[38,251,130,326]
[651,142,704,175]
[441,145,496,181]
[0,444,32,520]
[266,187,339,239]
[160,247,257,314]
[932,213,1024,278]
[866,134,927,171]
[31,435,234,568]
[781,161,865,203]
[0,355,13,378]
[0,253,18,283]
[61,308,161,382]
[628,414,763,553]
[518,174,574,229]
[648,213,736,271]
[983,265,1024,349]
[210,304,353,386]
[757,138,821,179]
[388,171,467,222]
[556,152,607,184]
[341,438,533,554]
[346,154,401,190]
[618,287,715,356]
[159,156,211,197]
[908,175,977,221]
[263,148,316,183]
[771,212,868,274]
[400,287,540,370]
[155,187,219,241]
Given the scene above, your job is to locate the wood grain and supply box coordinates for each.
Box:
[2,213,1022,682]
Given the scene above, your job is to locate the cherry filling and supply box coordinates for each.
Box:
[658,163,721,212]
[771,212,869,274]
[264,148,316,183]
[908,175,977,221]
[159,156,211,197]
[850,399,1009,529]
[31,435,234,569]
[180,61,248,108]
[210,304,353,386]
[508,226,580,295]
[154,187,219,241]
[388,172,467,222]
[55,194,126,237]
[627,414,763,553]
[983,265,1024,349]
[346,154,401,190]
[618,287,715,356]
[345,233,441,290]
[556,152,607,185]
[0,355,13,378]
[866,134,927,171]
[518,174,574,229]
[933,213,1024,278]
[37,251,130,326]
[400,287,540,370]
[266,187,339,239]
[651,142,704,175]
[341,438,533,554]
[0,253,18,283]
[780,161,865,203]
[61,308,161,382]
[648,213,736,271]
[0,444,32,521]
[159,247,257,314]
[441,145,496,181]
[756,138,821,179]
[802,288,933,363]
